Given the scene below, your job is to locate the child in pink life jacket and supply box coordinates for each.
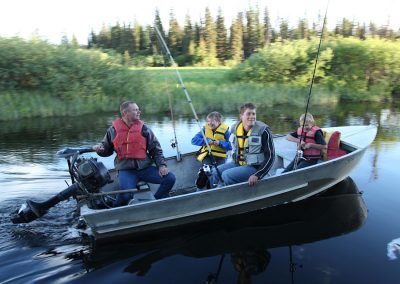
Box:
[283,113,327,173]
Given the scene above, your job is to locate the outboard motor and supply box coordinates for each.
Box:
[11,183,80,224]
[75,158,111,193]
[10,147,111,224]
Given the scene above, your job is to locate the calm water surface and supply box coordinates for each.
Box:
[0,102,399,283]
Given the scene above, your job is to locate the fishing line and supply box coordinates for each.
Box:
[156,39,182,161]
[294,0,329,170]
[154,25,225,183]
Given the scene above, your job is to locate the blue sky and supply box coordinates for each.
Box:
[1,0,398,44]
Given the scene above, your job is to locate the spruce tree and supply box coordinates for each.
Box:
[203,7,218,66]
[229,12,244,65]
[168,10,182,58]
[216,8,227,64]
[151,9,166,57]
[263,6,272,45]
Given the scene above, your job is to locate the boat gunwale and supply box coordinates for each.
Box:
[80,125,376,239]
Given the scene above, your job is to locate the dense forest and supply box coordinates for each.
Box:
[85,7,400,67]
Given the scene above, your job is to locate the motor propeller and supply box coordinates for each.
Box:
[10,183,80,224]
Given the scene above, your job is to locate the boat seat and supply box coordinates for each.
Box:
[322,130,348,160]
[136,180,151,191]
[128,181,155,205]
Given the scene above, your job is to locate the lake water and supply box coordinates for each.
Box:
[0,101,399,283]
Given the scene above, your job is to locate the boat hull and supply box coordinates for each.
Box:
[81,125,376,240]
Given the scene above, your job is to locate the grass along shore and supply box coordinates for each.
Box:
[0,67,339,121]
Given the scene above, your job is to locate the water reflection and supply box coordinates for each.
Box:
[1,100,399,283]
[66,177,366,283]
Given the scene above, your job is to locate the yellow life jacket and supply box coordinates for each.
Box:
[236,122,252,165]
[197,122,229,162]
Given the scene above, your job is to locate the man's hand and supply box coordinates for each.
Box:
[159,165,169,177]
[92,144,105,153]
[248,175,258,186]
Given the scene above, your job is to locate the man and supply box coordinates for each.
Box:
[211,102,275,187]
[93,101,175,206]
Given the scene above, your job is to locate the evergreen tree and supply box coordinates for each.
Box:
[168,10,182,57]
[151,9,166,57]
[355,23,367,40]
[279,18,290,41]
[194,38,208,66]
[322,17,329,39]
[255,6,265,48]
[98,24,112,49]
[110,22,122,51]
[244,7,260,58]
[60,34,69,47]
[203,7,218,65]
[182,14,194,54]
[340,18,354,37]
[216,8,227,64]
[182,14,195,65]
[294,18,310,40]
[88,30,97,48]
[263,6,272,45]
[229,12,244,64]
[142,25,152,55]
[369,22,378,37]
[121,23,135,55]
[334,24,341,36]
[194,22,201,47]
[71,34,79,48]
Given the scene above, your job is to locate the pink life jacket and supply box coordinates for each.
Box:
[297,125,322,159]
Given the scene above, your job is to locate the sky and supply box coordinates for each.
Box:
[0,0,399,44]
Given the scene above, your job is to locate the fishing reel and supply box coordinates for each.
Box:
[170,139,178,148]
[296,150,304,160]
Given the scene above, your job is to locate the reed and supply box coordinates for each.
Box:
[0,68,339,121]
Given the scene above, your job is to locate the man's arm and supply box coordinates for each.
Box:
[143,125,167,168]
[253,127,275,180]
[93,126,115,157]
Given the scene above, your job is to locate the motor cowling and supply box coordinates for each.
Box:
[77,158,111,193]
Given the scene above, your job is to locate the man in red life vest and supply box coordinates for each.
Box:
[93,101,175,206]
[282,113,327,173]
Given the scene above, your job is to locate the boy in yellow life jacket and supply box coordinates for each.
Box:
[191,111,232,166]
[210,103,275,187]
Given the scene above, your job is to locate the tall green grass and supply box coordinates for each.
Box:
[141,67,338,116]
[0,67,339,121]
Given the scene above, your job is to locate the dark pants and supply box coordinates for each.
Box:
[116,166,176,206]
[282,158,319,173]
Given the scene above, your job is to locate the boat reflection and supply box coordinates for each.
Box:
[71,177,367,281]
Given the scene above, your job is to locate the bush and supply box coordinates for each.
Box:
[0,37,148,97]
[230,37,400,101]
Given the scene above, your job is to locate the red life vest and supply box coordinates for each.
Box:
[297,126,322,159]
[112,119,147,161]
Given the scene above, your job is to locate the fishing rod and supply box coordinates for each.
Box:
[160,51,182,162]
[294,2,329,170]
[154,25,225,184]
